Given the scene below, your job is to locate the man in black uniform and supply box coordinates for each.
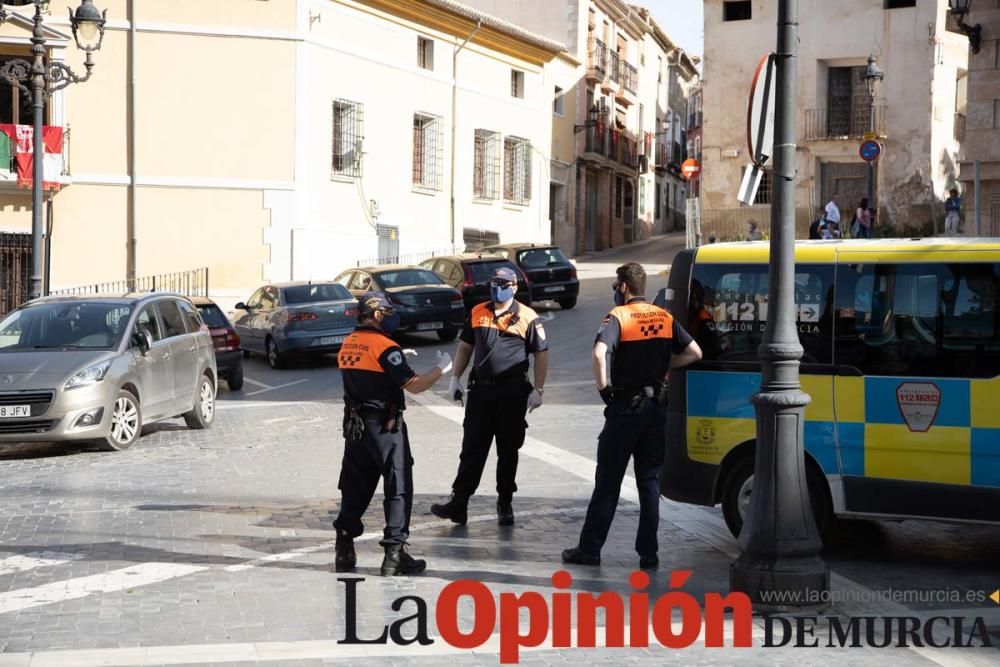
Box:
[430,267,548,527]
[333,292,452,576]
[563,263,702,570]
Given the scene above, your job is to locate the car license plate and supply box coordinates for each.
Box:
[544,286,565,293]
[417,322,443,331]
[0,405,30,419]
[318,335,346,346]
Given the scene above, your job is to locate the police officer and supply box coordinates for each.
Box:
[562,262,702,570]
[333,292,452,576]
[430,267,548,527]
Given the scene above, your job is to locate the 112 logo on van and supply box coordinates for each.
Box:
[895,382,941,433]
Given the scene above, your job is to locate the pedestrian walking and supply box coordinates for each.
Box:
[333,292,452,576]
[562,263,702,570]
[747,221,763,241]
[852,198,872,238]
[945,188,962,236]
[825,195,841,228]
[809,208,827,239]
[430,267,548,527]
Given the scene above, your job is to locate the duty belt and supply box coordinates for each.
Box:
[610,383,668,407]
[470,373,526,388]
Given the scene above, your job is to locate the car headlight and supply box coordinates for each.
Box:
[64,361,112,390]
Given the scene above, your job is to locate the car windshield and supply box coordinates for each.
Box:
[518,247,569,269]
[283,283,351,304]
[0,302,132,351]
[195,304,229,328]
[467,260,519,283]
[375,269,443,288]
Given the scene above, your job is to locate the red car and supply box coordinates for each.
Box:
[192,297,244,390]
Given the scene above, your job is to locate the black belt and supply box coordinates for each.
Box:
[610,384,667,406]
[471,373,527,387]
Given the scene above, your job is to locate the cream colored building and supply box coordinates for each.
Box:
[701,0,968,239]
[0,0,562,311]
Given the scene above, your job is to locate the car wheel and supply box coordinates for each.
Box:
[226,361,244,391]
[98,389,142,452]
[183,375,216,430]
[721,455,832,541]
[557,297,577,309]
[437,328,458,342]
[242,349,251,359]
[266,337,286,369]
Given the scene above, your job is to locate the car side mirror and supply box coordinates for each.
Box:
[234,302,248,310]
[131,330,153,355]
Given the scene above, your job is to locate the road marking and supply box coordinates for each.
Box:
[543,380,598,389]
[245,379,310,397]
[242,377,273,390]
[0,563,206,615]
[0,552,84,577]
[216,400,304,411]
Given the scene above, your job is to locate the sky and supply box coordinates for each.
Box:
[645,0,704,59]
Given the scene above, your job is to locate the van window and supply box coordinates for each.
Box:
[834,262,999,378]
[156,301,188,339]
[177,301,204,333]
[688,263,834,364]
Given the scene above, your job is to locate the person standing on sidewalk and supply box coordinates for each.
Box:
[563,263,702,570]
[333,292,452,577]
[430,267,548,527]
[825,194,841,229]
[945,188,962,236]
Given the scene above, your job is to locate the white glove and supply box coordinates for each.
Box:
[527,388,543,413]
[436,350,453,374]
[403,348,418,357]
[448,376,464,403]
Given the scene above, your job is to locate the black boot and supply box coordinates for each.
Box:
[561,546,600,566]
[334,530,356,573]
[497,499,514,526]
[430,494,468,525]
[380,543,427,576]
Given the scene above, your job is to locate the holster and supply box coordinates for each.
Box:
[343,401,365,442]
[381,403,403,434]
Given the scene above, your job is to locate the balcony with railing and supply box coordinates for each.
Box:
[587,38,607,83]
[621,62,638,95]
[584,123,639,170]
[804,105,887,141]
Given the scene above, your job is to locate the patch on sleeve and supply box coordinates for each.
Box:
[387,351,403,366]
[597,315,611,334]
[535,321,546,340]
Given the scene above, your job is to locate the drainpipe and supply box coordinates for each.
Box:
[450,19,482,249]
[126,0,137,288]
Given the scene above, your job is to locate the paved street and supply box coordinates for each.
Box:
[0,235,998,666]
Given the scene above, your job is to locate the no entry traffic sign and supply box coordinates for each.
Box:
[859,139,882,163]
[747,54,776,169]
[681,158,701,180]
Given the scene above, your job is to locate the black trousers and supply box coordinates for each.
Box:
[577,398,666,558]
[334,414,413,546]
[451,380,530,503]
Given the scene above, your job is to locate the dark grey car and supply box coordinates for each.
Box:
[232,282,357,369]
[0,293,217,451]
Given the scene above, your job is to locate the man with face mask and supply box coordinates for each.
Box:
[430,267,548,527]
[333,292,452,576]
[563,263,702,570]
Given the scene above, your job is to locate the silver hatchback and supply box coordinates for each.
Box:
[0,293,217,451]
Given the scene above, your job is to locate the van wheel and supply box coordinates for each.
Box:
[557,297,577,309]
[98,390,142,451]
[226,362,245,391]
[721,455,832,541]
[183,375,216,430]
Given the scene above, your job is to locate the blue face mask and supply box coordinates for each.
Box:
[380,312,401,334]
[614,285,626,306]
[490,284,514,303]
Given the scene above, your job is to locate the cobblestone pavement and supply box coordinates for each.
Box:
[0,236,997,666]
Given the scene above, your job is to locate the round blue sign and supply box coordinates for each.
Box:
[860,140,882,163]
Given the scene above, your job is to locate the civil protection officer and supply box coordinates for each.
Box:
[430,267,548,527]
[563,262,702,570]
[333,292,452,576]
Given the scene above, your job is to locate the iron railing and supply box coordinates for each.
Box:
[804,105,887,141]
[609,51,620,84]
[0,232,31,317]
[587,38,607,78]
[49,268,210,297]
[622,62,638,94]
[585,124,639,169]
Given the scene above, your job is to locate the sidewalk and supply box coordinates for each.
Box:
[571,233,685,279]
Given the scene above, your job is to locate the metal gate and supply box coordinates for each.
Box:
[377,224,399,263]
[0,232,31,317]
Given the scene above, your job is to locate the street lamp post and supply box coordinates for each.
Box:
[949,0,982,54]
[0,0,107,300]
[730,0,830,609]
[863,55,884,227]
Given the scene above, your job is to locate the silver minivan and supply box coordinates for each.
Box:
[0,293,217,451]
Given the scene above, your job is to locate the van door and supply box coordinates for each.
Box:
[131,305,173,421]
[156,300,198,413]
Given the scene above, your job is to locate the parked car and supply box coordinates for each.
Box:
[333,265,465,341]
[191,297,244,391]
[481,243,579,309]
[0,293,217,451]
[232,282,357,369]
[418,254,531,311]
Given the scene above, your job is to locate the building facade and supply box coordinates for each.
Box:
[0,0,562,313]
[958,2,1000,236]
[701,0,968,240]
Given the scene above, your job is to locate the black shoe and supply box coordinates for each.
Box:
[334,530,356,573]
[561,546,600,566]
[380,544,427,576]
[430,494,468,525]
[639,554,659,570]
[497,500,514,526]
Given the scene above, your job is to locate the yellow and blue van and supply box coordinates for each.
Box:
[659,238,1000,537]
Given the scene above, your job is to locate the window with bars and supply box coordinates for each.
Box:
[754,170,772,205]
[417,36,434,70]
[473,129,501,199]
[332,99,363,178]
[503,136,531,205]
[412,113,442,190]
[511,69,525,99]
